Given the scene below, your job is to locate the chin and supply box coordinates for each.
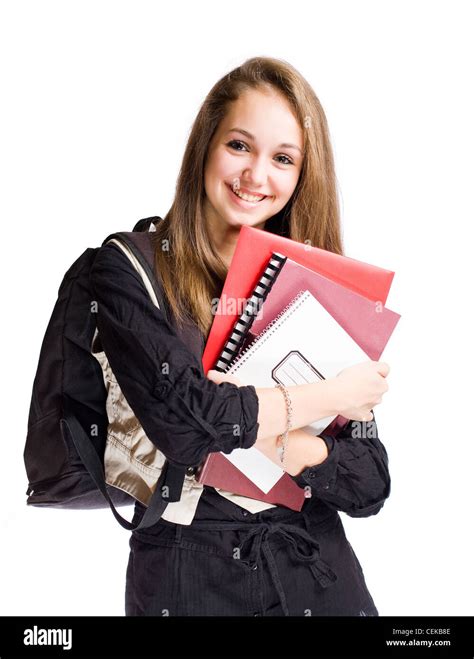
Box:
[226,213,266,229]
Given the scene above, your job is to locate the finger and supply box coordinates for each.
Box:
[376,361,390,377]
[207,370,243,387]
[206,369,224,383]
[224,374,245,386]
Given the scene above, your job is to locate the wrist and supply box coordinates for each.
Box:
[298,435,329,473]
[320,377,344,417]
[284,430,329,476]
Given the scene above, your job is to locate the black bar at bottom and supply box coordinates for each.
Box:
[0,615,472,658]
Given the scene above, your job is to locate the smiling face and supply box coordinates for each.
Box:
[203,87,304,237]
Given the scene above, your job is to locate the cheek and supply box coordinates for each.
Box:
[207,150,235,182]
[204,158,221,200]
[276,170,300,202]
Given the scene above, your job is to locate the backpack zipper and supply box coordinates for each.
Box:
[26,468,89,495]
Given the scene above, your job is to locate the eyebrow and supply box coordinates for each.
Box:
[226,127,303,155]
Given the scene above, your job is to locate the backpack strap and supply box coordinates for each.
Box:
[101,217,172,326]
[62,399,183,531]
[132,216,160,232]
[80,216,186,531]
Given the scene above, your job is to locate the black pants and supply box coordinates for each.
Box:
[125,487,378,617]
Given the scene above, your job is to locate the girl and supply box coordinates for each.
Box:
[90,56,390,617]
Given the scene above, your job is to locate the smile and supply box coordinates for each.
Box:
[226,183,269,205]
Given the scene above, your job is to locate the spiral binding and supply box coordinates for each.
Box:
[228,290,310,374]
[215,252,287,372]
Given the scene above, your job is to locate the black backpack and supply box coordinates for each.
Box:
[23,216,187,531]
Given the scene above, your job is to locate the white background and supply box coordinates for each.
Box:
[1,0,473,616]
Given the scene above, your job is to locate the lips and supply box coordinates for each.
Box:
[227,183,268,202]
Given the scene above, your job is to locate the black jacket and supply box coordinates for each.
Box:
[89,242,391,519]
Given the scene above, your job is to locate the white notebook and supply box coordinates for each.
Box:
[222,289,369,492]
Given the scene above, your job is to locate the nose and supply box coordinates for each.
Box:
[241,155,269,191]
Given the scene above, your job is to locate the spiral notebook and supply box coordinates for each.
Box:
[218,289,369,489]
[198,284,367,501]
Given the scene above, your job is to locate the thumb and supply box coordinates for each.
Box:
[206,369,225,384]
[207,369,243,387]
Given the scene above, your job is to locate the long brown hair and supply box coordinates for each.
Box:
[152,56,343,338]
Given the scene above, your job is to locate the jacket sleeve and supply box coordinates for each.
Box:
[89,242,260,468]
[290,415,390,517]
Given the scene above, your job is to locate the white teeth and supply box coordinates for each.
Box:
[231,186,266,203]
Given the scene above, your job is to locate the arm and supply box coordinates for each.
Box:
[253,427,330,477]
[253,378,342,441]
[90,244,343,469]
[240,412,390,520]
[288,414,391,517]
[89,243,261,468]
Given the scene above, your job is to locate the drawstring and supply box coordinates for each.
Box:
[188,516,338,616]
[237,521,337,616]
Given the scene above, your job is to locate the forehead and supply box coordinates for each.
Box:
[219,88,303,147]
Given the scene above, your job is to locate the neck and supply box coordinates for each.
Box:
[212,226,241,269]
[204,203,266,269]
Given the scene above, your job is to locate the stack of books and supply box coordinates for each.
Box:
[196,227,400,511]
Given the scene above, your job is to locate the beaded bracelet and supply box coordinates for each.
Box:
[275,383,293,464]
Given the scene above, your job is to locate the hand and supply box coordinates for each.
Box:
[206,369,245,387]
[255,429,329,476]
[330,360,390,422]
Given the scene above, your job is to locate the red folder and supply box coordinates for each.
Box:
[197,453,308,512]
[202,225,395,373]
[248,258,401,359]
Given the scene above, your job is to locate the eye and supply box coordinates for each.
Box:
[275,154,294,166]
[226,140,248,152]
[226,140,294,166]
